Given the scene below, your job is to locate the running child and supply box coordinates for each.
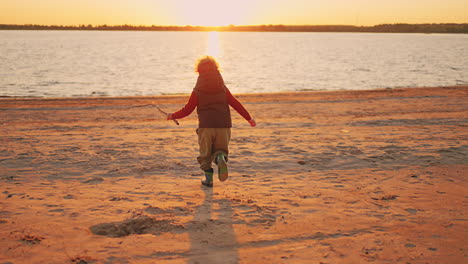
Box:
[167,56,256,187]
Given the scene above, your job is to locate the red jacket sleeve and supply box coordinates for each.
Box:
[172,89,252,122]
[226,89,252,121]
[171,91,197,119]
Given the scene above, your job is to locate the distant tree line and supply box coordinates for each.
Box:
[1,23,467,33]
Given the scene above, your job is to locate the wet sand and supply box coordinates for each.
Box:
[0,86,467,263]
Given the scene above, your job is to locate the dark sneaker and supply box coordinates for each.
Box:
[201,169,213,187]
[216,154,228,182]
[201,179,213,187]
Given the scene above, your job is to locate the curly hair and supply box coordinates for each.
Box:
[195,56,220,74]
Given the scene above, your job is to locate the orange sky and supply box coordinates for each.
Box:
[1,0,467,26]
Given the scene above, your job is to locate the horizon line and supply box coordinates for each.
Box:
[1,23,467,34]
[1,22,467,27]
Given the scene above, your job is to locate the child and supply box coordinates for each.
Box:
[167,56,256,187]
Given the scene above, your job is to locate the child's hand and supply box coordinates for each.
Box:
[167,113,173,120]
[248,119,256,127]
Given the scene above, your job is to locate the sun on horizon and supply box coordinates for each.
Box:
[171,0,251,27]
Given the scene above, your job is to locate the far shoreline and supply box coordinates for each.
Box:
[1,23,468,34]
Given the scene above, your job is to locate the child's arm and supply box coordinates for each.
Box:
[226,89,256,127]
[167,91,197,120]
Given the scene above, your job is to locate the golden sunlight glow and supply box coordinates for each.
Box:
[206,31,221,58]
[0,0,467,26]
[174,0,251,26]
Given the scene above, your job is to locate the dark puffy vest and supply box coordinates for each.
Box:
[194,71,232,128]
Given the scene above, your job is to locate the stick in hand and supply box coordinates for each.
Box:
[128,104,179,125]
[154,104,180,125]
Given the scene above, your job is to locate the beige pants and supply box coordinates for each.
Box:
[196,128,231,171]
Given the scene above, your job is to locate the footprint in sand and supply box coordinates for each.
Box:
[70,256,98,264]
[82,177,104,184]
[20,235,44,245]
[90,216,184,237]
[405,208,418,215]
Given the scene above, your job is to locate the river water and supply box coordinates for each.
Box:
[0,30,467,97]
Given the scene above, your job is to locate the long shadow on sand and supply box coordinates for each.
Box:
[187,186,239,264]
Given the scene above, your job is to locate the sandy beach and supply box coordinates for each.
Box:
[0,86,467,264]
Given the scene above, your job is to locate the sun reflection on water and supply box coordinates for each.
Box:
[206,31,221,58]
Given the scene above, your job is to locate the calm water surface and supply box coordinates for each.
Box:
[0,30,467,97]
